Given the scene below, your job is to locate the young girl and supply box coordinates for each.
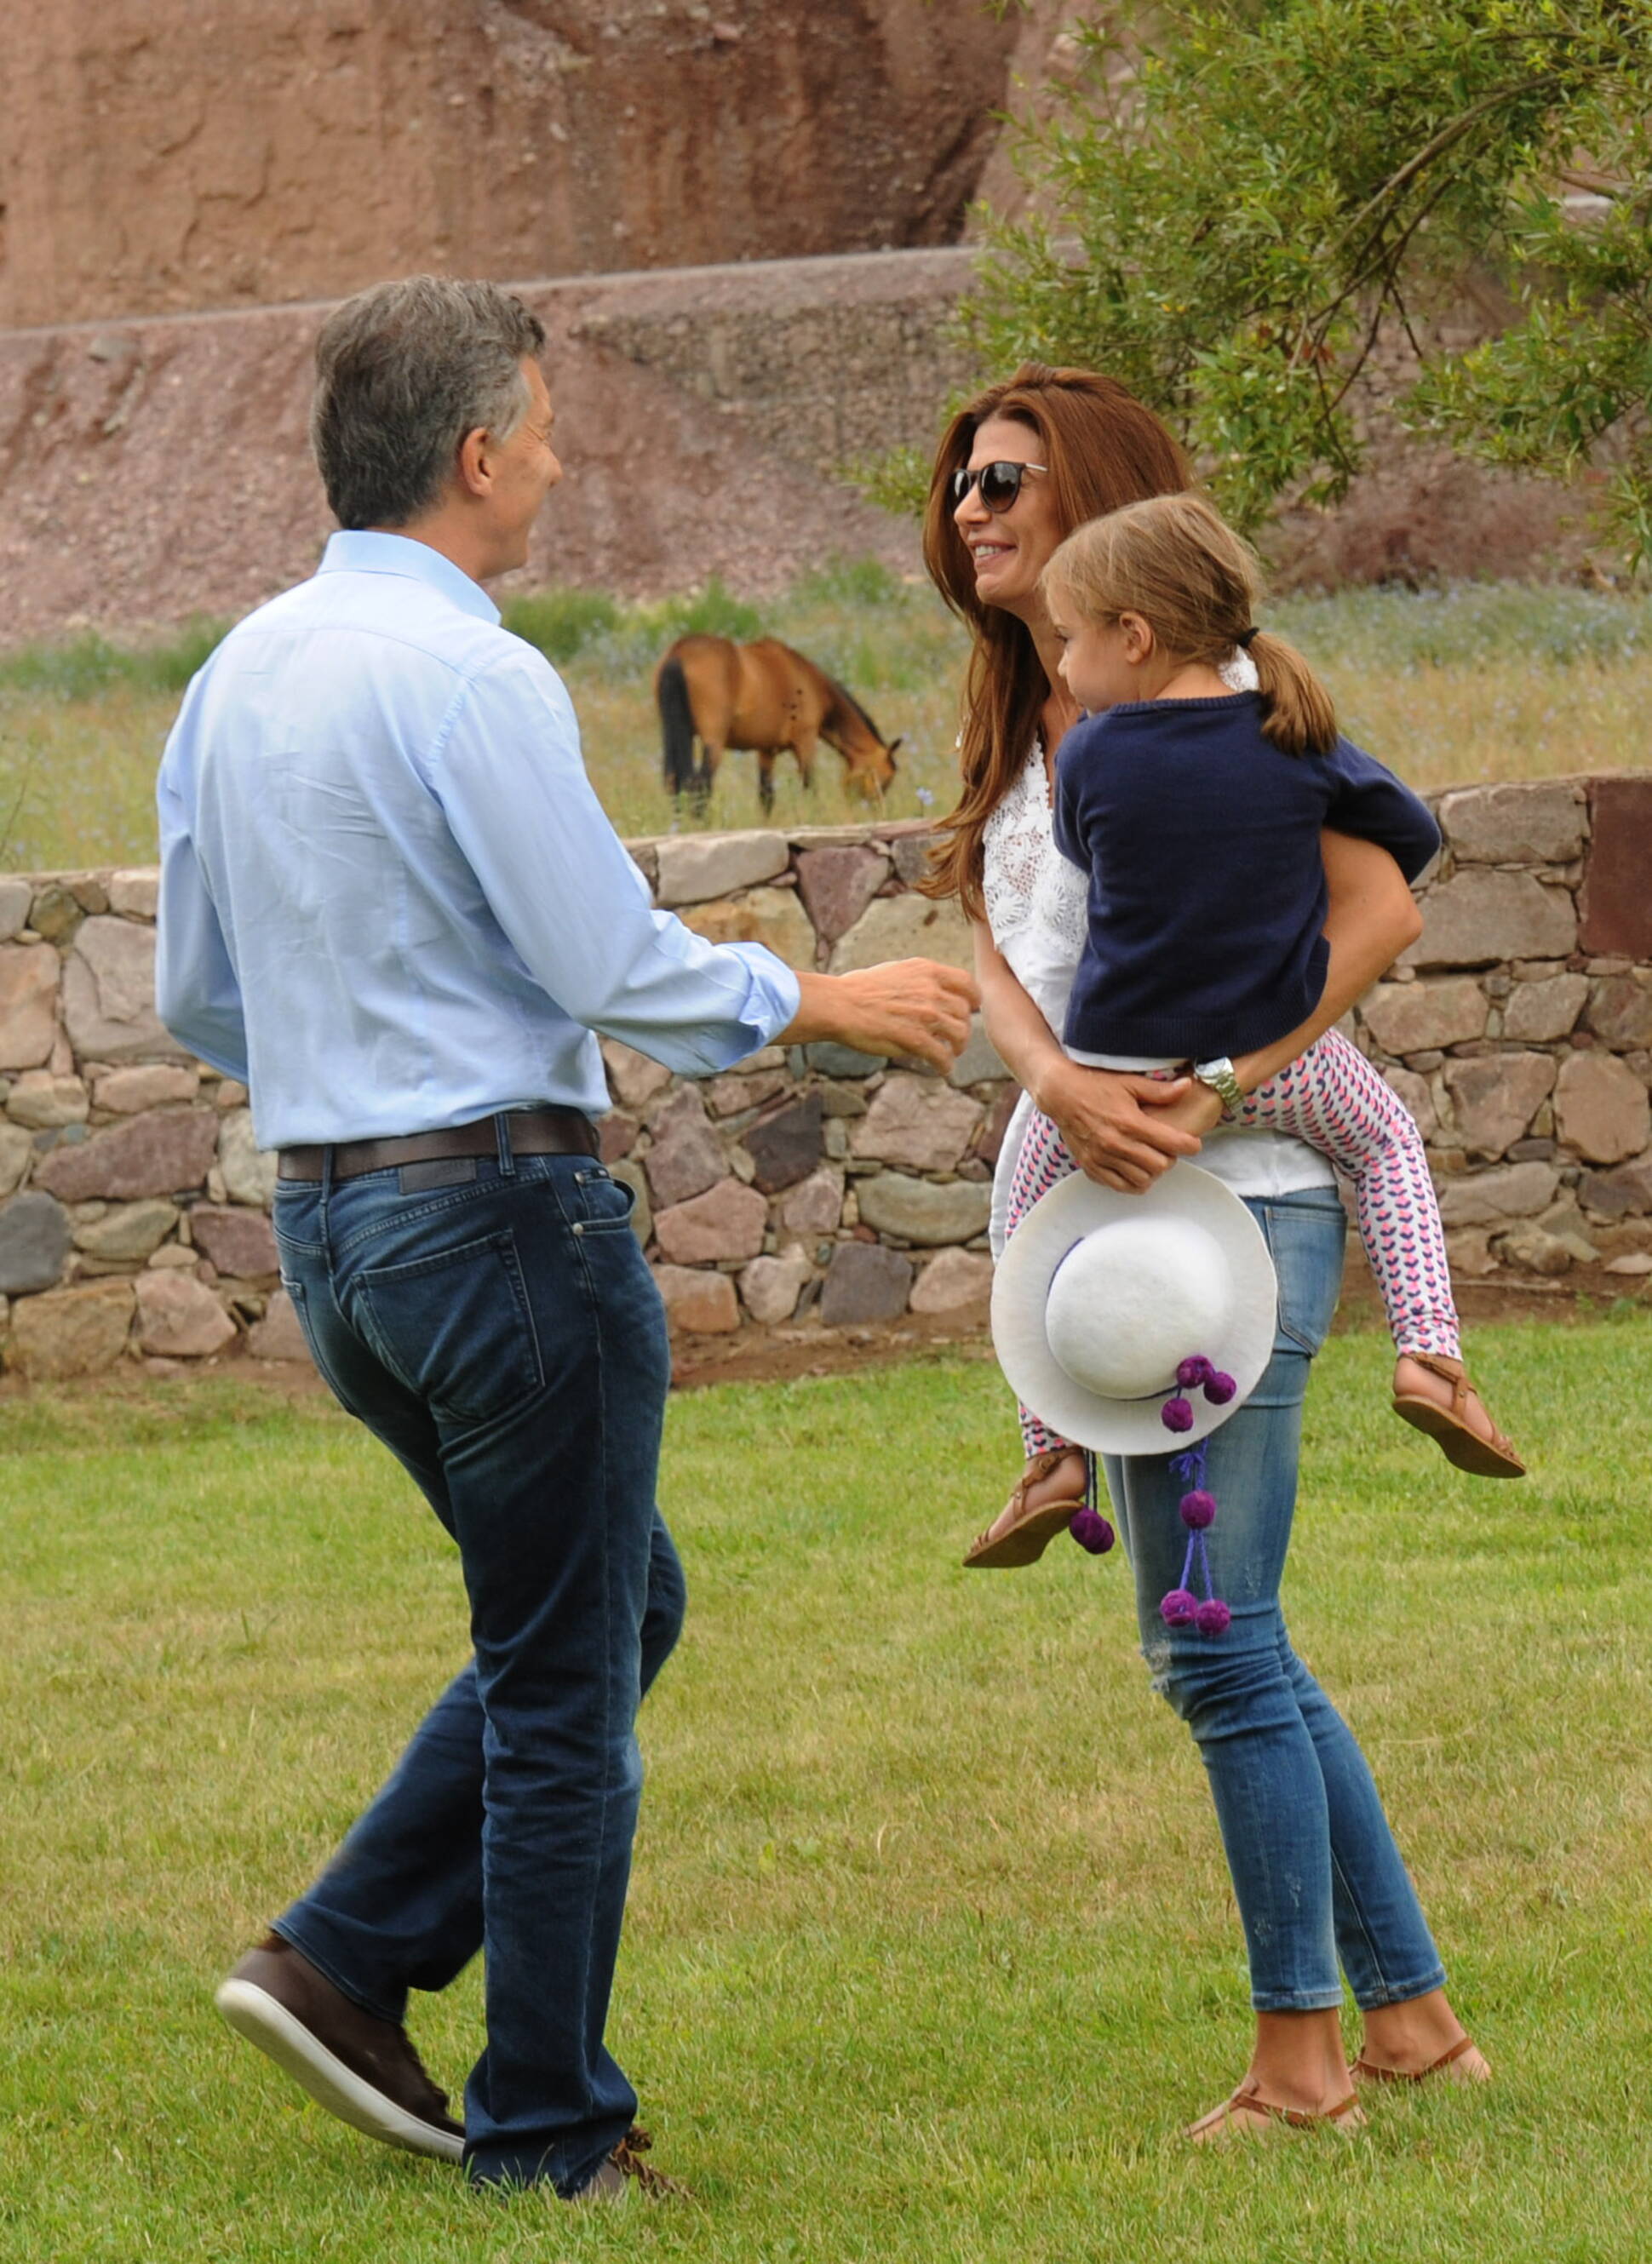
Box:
[967,490,1522,1568]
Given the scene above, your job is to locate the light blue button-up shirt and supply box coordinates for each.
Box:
[156,531,801,1149]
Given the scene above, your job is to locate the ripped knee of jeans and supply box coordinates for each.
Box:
[1141,1630,1178,1705]
[1140,1634,1282,1737]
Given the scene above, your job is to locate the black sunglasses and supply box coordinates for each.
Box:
[949,460,1048,513]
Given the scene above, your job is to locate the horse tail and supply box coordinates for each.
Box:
[657,654,697,797]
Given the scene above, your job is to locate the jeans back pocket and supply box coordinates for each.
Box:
[355,1229,545,1427]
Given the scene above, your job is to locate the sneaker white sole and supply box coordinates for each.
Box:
[214,1977,465,2164]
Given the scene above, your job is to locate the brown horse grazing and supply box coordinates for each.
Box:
[656,634,901,814]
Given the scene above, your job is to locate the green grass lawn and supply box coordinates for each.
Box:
[3,1317,1649,2262]
[3,572,1652,869]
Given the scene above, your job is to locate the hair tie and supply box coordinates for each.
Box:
[1236,627,1259,650]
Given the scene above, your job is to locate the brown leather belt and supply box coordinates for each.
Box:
[278,1107,599,1183]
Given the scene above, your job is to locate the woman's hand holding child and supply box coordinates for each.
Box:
[1035,1058,1207,1193]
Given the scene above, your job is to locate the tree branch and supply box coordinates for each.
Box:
[1340,72,1564,244]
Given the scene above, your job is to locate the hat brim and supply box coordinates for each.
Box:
[991,1163,1278,1456]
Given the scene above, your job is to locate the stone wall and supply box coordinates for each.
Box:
[1,240,1603,654]
[3,777,1651,1382]
[1359,775,1652,1282]
[0,251,967,650]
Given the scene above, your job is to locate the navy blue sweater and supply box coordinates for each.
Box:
[1053,692,1440,1059]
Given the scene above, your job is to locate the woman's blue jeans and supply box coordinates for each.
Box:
[1103,1186,1447,2014]
[269,1145,681,2194]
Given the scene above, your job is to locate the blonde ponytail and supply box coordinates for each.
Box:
[1244,630,1339,759]
[1044,493,1339,759]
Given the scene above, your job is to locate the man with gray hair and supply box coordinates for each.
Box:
[157,276,974,2204]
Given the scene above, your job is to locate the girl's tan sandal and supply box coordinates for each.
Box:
[962,1450,1086,1568]
[1185,2078,1366,2145]
[1391,1353,1526,1479]
[1351,2035,1489,2084]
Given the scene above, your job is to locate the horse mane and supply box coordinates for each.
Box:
[800,651,886,746]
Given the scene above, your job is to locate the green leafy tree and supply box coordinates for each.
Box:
[963,0,1652,561]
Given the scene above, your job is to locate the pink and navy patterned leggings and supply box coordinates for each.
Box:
[1009,1029,1461,1459]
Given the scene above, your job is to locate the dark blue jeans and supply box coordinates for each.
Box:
[270,1141,681,2194]
[1104,1187,1447,2014]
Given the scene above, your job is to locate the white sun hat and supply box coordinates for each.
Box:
[991,1164,1279,1456]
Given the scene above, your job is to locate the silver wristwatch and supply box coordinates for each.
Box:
[1191,1056,1244,1120]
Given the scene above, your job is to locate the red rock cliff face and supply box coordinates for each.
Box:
[0,0,1018,330]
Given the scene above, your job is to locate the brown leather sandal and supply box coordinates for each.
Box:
[1391,1353,1526,1479]
[1185,2077,1366,2144]
[1351,2035,1489,2084]
[963,1449,1087,1568]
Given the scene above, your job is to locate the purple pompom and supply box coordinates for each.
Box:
[1195,1598,1232,1636]
[1177,1355,1214,1390]
[1203,1371,1237,1406]
[1069,1507,1116,1556]
[1160,1587,1199,1626]
[1179,1489,1218,1530]
[1160,1396,1195,1434]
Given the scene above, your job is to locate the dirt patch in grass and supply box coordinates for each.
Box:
[3,1253,1639,1415]
[664,1258,1647,1392]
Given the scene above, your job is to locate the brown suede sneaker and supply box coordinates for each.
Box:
[215,1934,464,2162]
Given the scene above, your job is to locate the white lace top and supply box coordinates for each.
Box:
[979,657,1332,1252]
[981,736,1092,1040]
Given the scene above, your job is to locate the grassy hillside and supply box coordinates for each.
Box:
[3,570,1649,870]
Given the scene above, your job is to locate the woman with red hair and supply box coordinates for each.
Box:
[923,365,1491,2138]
